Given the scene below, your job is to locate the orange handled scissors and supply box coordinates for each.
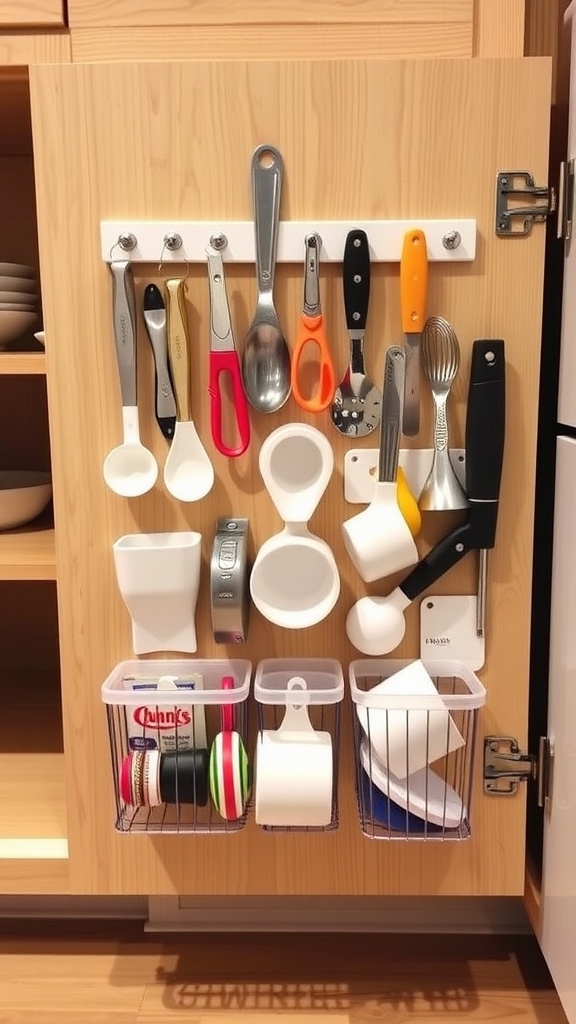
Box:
[291,233,336,413]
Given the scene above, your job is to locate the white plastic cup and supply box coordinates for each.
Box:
[113,532,202,655]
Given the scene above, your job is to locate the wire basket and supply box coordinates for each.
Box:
[349,659,486,841]
[102,659,252,834]
[253,658,344,833]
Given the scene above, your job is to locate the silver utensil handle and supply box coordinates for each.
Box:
[251,144,283,295]
[109,260,137,407]
[403,335,420,437]
[146,319,176,420]
[477,548,487,638]
[378,346,406,483]
[433,392,449,451]
[206,247,233,344]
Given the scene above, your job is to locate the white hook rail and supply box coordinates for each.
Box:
[101,219,476,264]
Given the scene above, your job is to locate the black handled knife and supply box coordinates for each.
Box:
[142,284,177,441]
[396,339,506,604]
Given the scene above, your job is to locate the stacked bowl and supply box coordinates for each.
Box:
[0,261,38,350]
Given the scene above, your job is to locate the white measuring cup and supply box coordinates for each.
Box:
[255,677,333,827]
[250,423,340,628]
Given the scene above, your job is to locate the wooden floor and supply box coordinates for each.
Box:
[0,921,568,1023]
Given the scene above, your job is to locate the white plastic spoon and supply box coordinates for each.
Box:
[103,261,158,497]
[163,278,214,502]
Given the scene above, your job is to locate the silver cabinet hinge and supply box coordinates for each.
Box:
[484,736,552,806]
[558,158,574,241]
[495,171,556,237]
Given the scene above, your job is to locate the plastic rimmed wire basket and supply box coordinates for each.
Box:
[253,658,344,833]
[349,659,486,841]
[102,659,252,835]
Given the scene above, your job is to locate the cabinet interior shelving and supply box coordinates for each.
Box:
[0,69,67,890]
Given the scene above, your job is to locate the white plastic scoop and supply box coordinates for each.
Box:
[342,346,418,582]
[163,278,214,502]
[103,261,158,497]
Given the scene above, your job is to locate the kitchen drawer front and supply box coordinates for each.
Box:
[0,1,65,27]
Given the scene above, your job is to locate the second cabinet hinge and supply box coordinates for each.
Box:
[484,735,552,806]
[495,171,556,237]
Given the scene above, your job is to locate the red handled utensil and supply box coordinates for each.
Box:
[206,241,251,457]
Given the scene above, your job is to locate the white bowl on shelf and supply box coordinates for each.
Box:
[0,309,37,349]
[0,263,35,278]
[0,471,52,530]
[34,330,45,348]
[0,276,37,293]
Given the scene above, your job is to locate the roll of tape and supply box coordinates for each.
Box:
[159,750,209,806]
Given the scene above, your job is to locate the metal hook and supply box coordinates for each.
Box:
[109,232,137,260]
[158,232,190,281]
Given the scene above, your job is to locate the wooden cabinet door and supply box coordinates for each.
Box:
[28,57,550,896]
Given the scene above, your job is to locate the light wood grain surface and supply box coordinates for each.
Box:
[67,0,473,28]
[0,31,70,65]
[0,1,64,27]
[0,353,46,374]
[0,925,567,1023]
[0,529,56,579]
[28,56,551,897]
[474,0,525,56]
[70,22,473,62]
[67,0,475,62]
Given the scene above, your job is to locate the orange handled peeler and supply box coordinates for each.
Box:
[291,233,336,413]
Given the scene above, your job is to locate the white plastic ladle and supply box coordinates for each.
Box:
[103,261,158,497]
[163,278,214,502]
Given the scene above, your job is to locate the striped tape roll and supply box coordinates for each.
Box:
[209,730,249,820]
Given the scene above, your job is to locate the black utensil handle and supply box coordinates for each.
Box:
[465,339,505,501]
[343,229,370,332]
[401,520,475,602]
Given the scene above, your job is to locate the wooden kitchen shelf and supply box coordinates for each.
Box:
[0,352,46,375]
[0,670,69,893]
[0,527,56,580]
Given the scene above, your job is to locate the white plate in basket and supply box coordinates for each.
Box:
[360,738,465,828]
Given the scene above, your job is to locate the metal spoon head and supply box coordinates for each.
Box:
[331,370,381,437]
[241,318,291,413]
[421,316,460,386]
[103,442,158,497]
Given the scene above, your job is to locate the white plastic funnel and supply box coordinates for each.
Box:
[251,423,339,628]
